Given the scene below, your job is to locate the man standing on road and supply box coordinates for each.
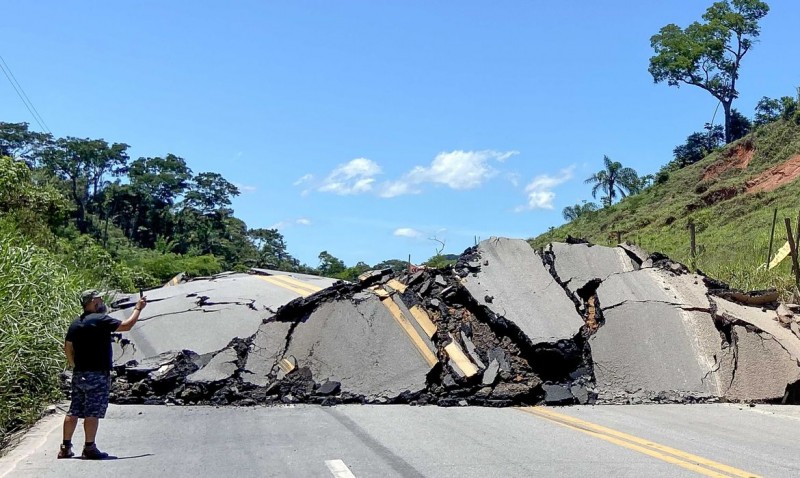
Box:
[58,290,147,459]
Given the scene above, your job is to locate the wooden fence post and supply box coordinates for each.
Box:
[688,220,696,269]
[784,218,800,291]
[767,208,778,268]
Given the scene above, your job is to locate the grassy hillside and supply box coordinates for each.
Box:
[530,120,800,296]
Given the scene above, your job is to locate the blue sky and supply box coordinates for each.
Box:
[3,1,799,267]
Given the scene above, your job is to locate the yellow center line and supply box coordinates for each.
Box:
[256,276,318,297]
[380,296,438,367]
[518,407,761,478]
[265,274,323,293]
[444,339,479,377]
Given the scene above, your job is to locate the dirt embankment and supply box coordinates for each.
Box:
[702,143,755,181]
[746,155,800,193]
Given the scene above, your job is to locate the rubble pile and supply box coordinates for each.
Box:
[91,238,800,408]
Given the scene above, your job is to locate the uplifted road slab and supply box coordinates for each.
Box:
[462,238,584,346]
[590,268,719,402]
[710,297,800,401]
[549,243,637,297]
[111,273,336,363]
[278,292,436,399]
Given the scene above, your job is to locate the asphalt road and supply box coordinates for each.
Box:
[3,404,799,477]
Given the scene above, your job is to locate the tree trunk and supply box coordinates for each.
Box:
[723,100,733,144]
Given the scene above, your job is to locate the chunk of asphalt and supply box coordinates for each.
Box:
[317,380,341,395]
[542,384,574,404]
[570,385,589,404]
[487,347,510,372]
[462,238,584,346]
[243,321,293,387]
[419,279,432,295]
[482,359,500,385]
[549,242,637,297]
[461,331,486,369]
[187,347,239,384]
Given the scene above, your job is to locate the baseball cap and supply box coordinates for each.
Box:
[80,289,102,306]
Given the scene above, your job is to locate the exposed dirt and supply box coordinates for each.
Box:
[746,154,800,193]
[702,143,755,181]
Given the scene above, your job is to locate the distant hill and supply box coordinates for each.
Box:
[529,120,800,296]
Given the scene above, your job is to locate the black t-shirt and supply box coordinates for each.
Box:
[65,312,122,372]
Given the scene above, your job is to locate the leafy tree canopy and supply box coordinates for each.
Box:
[649,0,769,143]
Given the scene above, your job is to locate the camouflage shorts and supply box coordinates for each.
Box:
[68,371,111,418]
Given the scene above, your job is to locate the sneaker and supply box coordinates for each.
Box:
[81,444,108,460]
[57,444,74,459]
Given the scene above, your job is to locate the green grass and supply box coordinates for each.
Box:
[530,120,800,298]
[0,230,84,450]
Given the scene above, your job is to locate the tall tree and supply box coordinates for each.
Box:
[584,156,640,207]
[649,0,769,143]
[0,122,51,166]
[183,172,240,214]
[249,228,291,268]
[40,137,129,233]
[317,250,346,277]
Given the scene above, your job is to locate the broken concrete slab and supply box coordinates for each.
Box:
[462,238,584,346]
[242,321,293,387]
[719,325,800,402]
[590,269,719,402]
[549,242,637,297]
[111,273,335,363]
[279,294,436,399]
[187,347,239,384]
[710,297,800,402]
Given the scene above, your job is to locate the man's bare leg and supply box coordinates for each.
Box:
[63,416,78,441]
[83,417,99,443]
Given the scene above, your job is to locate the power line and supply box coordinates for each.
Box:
[0,54,51,133]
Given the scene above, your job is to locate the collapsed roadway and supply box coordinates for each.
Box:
[88,238,800,409]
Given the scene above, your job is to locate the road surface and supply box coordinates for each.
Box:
[3,403,798,477]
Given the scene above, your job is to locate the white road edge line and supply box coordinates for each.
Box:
[325,459,357,478]
[0,411,64,478]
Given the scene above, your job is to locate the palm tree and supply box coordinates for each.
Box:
[584,155,640,207]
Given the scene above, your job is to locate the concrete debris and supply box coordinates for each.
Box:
[99,238,800,408]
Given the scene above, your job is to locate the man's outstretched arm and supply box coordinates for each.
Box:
[116,296,147,332]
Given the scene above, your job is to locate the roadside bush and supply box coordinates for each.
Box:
[0,231,83,449]
[122,249,222,283]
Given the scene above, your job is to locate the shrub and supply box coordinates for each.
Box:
[0,231,83,448]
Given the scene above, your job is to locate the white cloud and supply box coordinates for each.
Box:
[379,180,421,198]
[293,174,314,186]
[269,221,289,230]
[516,166,575,211]
[234,183,257,193]
[271,218,312,230]
[318,158,381,195]
[379,150,517,197]
[393,227,424,239]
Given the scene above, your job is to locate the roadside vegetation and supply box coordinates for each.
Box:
[535,0,800,298]
[532,118,800,297]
